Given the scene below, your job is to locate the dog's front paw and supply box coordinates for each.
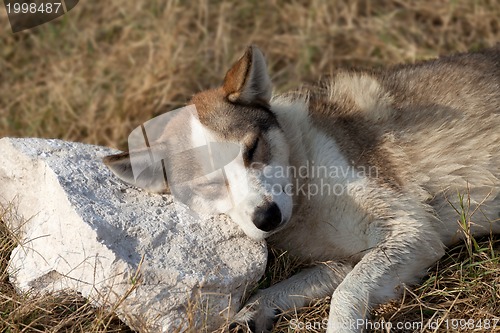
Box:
[229,295,280,333]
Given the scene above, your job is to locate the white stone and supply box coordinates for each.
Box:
[0,137,267,332]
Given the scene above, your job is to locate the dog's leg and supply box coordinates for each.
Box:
[326,217,444,333]
[229,261,353,333]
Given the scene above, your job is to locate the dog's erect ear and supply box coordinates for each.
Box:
[103,151,170,194]
[222,45,272,107]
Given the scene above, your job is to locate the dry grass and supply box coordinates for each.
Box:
[2,0,500,149]
[268,239,500,333]
[1,0,500,332]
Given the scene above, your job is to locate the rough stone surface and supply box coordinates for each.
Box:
[0,137,267,332]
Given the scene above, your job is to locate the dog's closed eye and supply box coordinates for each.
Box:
[244,137,259,163]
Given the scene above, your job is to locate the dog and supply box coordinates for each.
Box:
[104,45,500,332]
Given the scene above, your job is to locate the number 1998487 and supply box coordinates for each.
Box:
[6,2,62,14]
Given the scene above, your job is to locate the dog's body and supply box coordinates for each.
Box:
[105,46,500,332]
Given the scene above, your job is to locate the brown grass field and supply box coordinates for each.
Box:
[1,0,500,332]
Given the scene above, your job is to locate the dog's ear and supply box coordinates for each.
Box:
[223,45,272,107]
[103,151,170,194]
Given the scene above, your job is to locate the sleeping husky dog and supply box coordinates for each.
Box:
[104,46,500,332]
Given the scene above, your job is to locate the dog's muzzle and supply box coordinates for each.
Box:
[252,202,282,232]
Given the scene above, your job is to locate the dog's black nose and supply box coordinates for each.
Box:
[252,202,282,232]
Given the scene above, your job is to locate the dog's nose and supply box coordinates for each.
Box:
[252,202,282,232]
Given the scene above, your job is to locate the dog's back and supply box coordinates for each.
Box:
[305,47,500,245]
[388,48,500,241]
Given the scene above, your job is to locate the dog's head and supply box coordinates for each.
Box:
[104,46,294,240]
